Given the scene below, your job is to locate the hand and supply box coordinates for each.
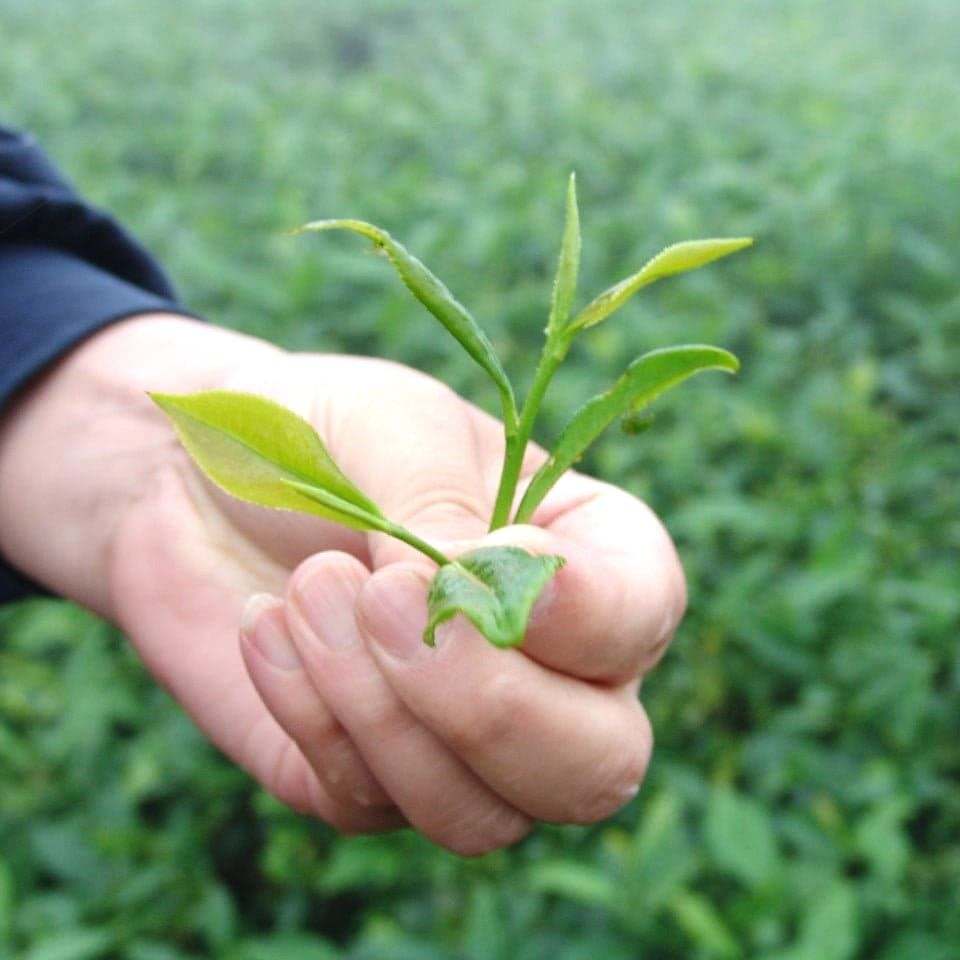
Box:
[0,314,686,855]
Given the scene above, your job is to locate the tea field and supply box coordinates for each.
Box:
[1,0,958,957]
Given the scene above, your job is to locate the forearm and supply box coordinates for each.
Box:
[0,313,278,617]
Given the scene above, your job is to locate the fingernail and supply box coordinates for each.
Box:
[359,569,430,662]
[242,594,302,671]
[290,564,362,650]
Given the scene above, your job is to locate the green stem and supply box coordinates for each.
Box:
[384,522,452,567]
[489,337,569,530]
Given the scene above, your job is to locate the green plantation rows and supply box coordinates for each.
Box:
[1,0,958,957]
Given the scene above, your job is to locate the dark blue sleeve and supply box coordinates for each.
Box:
[0,125,199,603]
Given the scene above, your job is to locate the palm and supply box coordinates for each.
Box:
[109,352,511,798]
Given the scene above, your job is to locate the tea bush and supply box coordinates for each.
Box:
[1,0,957,957]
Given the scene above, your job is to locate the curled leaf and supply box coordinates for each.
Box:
[546,172,581,337]
[293,218,517,425]
[514,345,739,522]
[424,546,565,648]
[150,390,386,531]
[569,237,753,332]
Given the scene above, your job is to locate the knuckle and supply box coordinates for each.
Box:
[301,709,347,757]
[313,737,362,796]
[266,741,318,816]
[445,670,524,755]
[570,711,652,824]
[361,690,420,743]
[441,808,532,858]
[304,770,399,836]
[327,810,373,837]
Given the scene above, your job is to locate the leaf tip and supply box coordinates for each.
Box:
[712,348,741,374]
[148,391,178,412]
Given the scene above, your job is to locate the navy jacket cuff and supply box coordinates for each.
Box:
[0,243,198,602]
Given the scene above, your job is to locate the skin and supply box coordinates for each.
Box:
[0,313,686,856]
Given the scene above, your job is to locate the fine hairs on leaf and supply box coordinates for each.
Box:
[154,174,752,649]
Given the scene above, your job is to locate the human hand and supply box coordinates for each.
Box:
[0,313,686,855]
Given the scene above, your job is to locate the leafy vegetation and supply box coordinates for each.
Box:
[1,0,958,956]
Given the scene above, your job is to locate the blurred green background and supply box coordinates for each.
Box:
[1,0,958,957]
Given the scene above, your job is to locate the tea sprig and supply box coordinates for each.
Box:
[152,174,751,649]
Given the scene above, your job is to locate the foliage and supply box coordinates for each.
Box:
[1,0,958,956]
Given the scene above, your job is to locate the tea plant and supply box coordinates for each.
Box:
[153,175,750,648]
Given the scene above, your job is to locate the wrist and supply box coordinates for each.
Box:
[0,313,280,617]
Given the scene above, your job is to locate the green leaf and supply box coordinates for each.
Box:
[0,858,13,948]
[853,797,911,882]
[627,790,695,912]
[150,391,385,531]
[463,884,507,960]
[514,346,739,522]
[546,172,581,337]
[669,891,740,959]
[424,546,564,648]
[238,935,339,960]
[789,880,859,960]
[22,929,113,960]
[569,236,753,332]
[293,218,517,423]
[704,785,779,888]
[526,861,618,908]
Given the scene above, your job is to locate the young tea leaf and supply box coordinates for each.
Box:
[546,172,581,337]
[293,218,517,425]
[514,345,739,522]
[150,391,386,531]
[424,546,565,648]
[568,237,753,332]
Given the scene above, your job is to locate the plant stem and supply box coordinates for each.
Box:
[489,337,569,530]
[384,521,452,567]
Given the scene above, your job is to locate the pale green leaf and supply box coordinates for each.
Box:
[23,929,114,960]
[238,935,339,960]
[853,797,910,882]
[150,391,385,531]
[514,346,739,522]
[790,880,859,960]
[704,785,779,888]
[293,218,517,423]
[463,885,507,960]
[669,891,740,959]
[628,790,696,910]
[526,861,618,908]
[570,236,753,332]
[0,858,13,945]
[424,546,564,648]
[546,172,581,336]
